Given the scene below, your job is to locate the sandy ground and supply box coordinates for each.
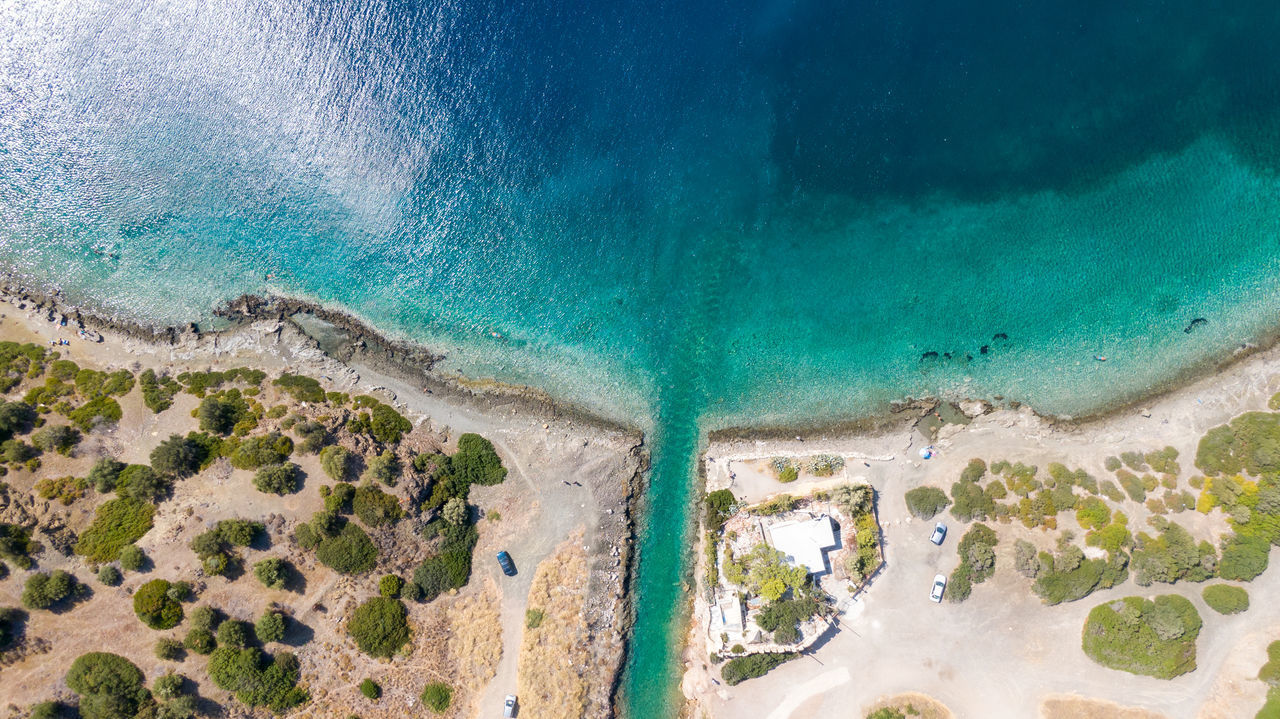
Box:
[687,338,1280,719]
[0,297,642,718]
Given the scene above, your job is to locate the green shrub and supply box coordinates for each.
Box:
[208,645,308,712]
[315,522,378,574]
[254,463,301,495]
[1076,497,1111,530]
[379,575,404,598]
[368,404,412,444]
[273,374,325,403]
[411,523,479,601]
[153,671,186,699]
[88,457,125,493]
[0,400,35,439]
[22,570,80,610]
[348,597,410,658]
[1100,480,1127,503]
[905,486,950,520]
[353,484,403,527]
[363,450,401,486]
[867,709,907,719]
[442,497,468,526]
[0,606,23,649]
[420,682,452,713]
[66,395,123,431]
[184,628,215,655]
[1081,595,1202,678]
[256,610,286,644]
[1201,584,1250,614]
[705,489,737,532]
[150,434,201,477]
[65,652,147,718]
[134,579,184,629]
[230,432,293,470]
[254,558,290,590]
[119,544,146,572]
[139,369,180,412]
[1220,534,1271,581]
[31,424,80,455]
[155,637,184,661]
[167,581,193,603]
[189,605,219,632]
[1033,549,1130,605]
[452,434,506,485]
[720,652,798,686]
[217,619,252,649]
[949,478,993,522]
[360,678,381,700]
[1196,412,1280,476]
[777,464,798,483]
[320,446,354,481]
[525,608,544,629]
[98,565,122,586]
[956,523,998,588]
[1117,471,1146,502]
[1130,522,1216,586]
[291,420,327,455]
[117,464,169,503]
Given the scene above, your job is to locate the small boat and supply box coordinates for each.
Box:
[1094,355,1107,362]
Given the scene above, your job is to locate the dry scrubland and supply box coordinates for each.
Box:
[0,297,641,719]
[516,534,590,719]
[692,339,1280,719]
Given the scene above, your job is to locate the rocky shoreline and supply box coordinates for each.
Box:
[0,280,647,718]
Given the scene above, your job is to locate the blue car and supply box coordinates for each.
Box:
[497,550,517,576]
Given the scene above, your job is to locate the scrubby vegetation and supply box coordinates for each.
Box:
[65,652,150,719]
[755,596,822,645]
[75,497,155,562]
[254,463,301,495]
[948,523,997,602]
[208,643,308,713]
[360,678,381,700]
[319,445,353,481]
[22,570,83,611]
[133,579,184,629]
[705,488,737,532]
[1130,519,1216,586]
[905,486,950,520]
[720,652,799,686]
[191,519,264,576]
[420,682,452,713]
[1202,584,1250,614]
[1081,595,1201,679]
[253,558,291,590]
[723,543,809,602]
[1030,544,1129,605]
[353,484,403,527]
[348,597,410,658]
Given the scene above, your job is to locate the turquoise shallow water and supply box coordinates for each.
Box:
[5,1,1280,715]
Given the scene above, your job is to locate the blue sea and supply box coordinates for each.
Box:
[5,1,1280,714]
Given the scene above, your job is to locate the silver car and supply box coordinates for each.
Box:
[930,522,947,545]
[504,694,517,718]
[930,573,947,603]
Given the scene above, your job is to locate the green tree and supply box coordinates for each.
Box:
[22,570,79,610]
[256,610,286,644]
[442,497,468,526]
[150,434,201,477]
[347,597,409,658]
[133,579,183,630]
[253,557,290,590]
[362,450,401,486]
[119,544,146,572]
[452,434,506,486]
[320,446,353,481]
[254,462,301,495]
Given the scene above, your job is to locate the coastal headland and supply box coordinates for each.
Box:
[0,285,645,718]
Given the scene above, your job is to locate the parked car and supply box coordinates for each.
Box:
[930,573,947,603]
[496,550,517,576]
[504,694,518,718]
[930,522,947,545]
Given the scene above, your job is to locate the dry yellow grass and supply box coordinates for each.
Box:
[517,531,590,719]
[1041,696,1169,719]
[864,692,954,719]
[449,577,503,694]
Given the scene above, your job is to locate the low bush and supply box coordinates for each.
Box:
[755,597,819,643]
[411,523,478,601]
[525,608,544,629]
[362,450,401,486]
[348,597,409,658]
[720,652,798,686]
[254,463,301,495]
[65,652,148,718]
[1219,534,1271,581]
[117,464,169,503]
[904,486,950,520]
[34,475,88,505]
[155,637,184,661]
[315,522,378,575]
[218,620,253,649]
[119,544,146,572]
[379,575,404,598]
[133,579,184,629]
[98,565,122,586]
[139,369,180,412]
[420,682,452,713]
[452,433,506,486]
[319,446,354,481]
[949,478,993,522]
[230,432,293,470]
[184,628,215,655]
[273,374,325,403]
[1201,584,1249,614]
[353,484,402,527]
[1033,548,1129,605]
[256,610,286,644]
[360,678,381,700]
[442,497,468,525]
[150,434,202,477]
[1196,412,1280,476]
[292,420,327,455]
[22,570,81,610]
[66,395,123,431]
[777,464,798,483]
[1130,522,1216,586]
[1081,595,1201,678]
[88,457,125,493]
[31,424,79,455]
[254,558,290,590]
[208,645,308,712]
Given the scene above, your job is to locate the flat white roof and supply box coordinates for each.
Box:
[767,515,837,574]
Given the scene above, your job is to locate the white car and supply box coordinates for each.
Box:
[504,694,517,718]
[930,573,947,603]
[929,522,947,545]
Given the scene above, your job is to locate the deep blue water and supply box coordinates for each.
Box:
[5,1,1280,715]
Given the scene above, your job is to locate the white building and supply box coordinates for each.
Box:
[709,594,746,643]
[767,515,837,575]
